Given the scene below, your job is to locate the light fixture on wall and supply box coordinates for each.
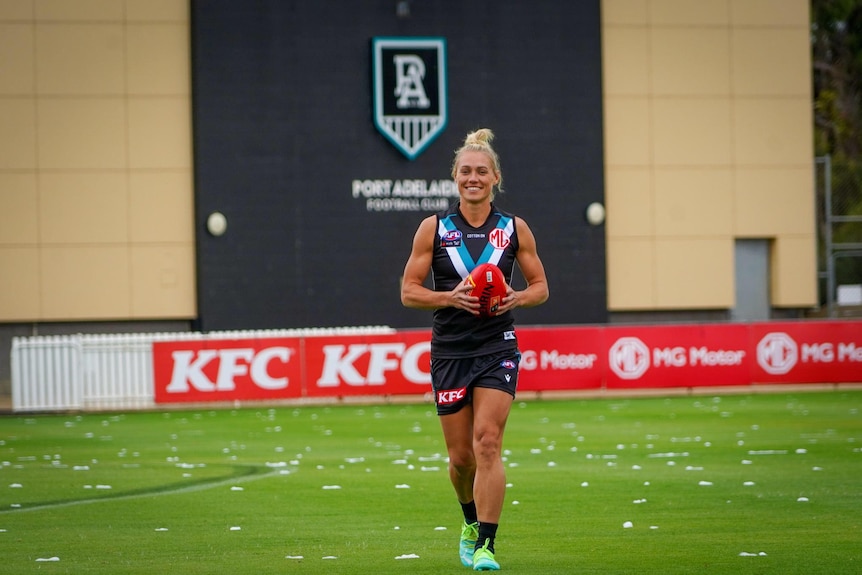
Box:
[585,202,605,226]
[396,0,410,18]
[207,211,227,236]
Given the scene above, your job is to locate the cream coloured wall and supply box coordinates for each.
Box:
[602,0,817,311]
[0,0,195,321]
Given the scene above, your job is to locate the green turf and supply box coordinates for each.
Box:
[1,390,861,574]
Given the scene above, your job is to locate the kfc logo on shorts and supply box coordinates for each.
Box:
[437,387,466,405]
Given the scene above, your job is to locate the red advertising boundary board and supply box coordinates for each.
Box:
[152,321,862,404]
[153,336,304,404]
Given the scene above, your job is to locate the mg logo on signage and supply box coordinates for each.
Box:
[372,37,447,160]
[609,337,650,379]
[757,332,798,375]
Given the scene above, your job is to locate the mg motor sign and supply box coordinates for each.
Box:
[516,326,604,391]
[750,321,862,383]
[604,324,751,389]
[372,37,447,160]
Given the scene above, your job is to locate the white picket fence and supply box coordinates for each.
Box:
[10,327,394,413]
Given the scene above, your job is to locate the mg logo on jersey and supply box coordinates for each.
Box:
[609,337,650,379]
[372,37,447,160]
[489,228,510,249]
[757,332,798,375]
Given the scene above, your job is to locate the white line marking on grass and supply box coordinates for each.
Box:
[0,468,282,514]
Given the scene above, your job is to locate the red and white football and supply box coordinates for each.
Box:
[466,263,508,318]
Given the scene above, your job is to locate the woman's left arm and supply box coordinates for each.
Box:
[501,216,549,312]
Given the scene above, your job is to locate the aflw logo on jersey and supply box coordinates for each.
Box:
[372,37,447,160]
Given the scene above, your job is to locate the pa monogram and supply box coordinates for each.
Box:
[372,37,448,160]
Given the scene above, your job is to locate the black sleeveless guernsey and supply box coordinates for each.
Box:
[430,202,520,358]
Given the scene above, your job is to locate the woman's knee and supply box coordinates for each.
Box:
[473,426,503,458]
[448,448,476,472]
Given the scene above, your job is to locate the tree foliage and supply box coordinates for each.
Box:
[812,1,862,305]
[812,0,862,159]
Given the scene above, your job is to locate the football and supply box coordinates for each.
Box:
[466,263,508,318]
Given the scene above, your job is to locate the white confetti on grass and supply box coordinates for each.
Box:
[285,555,304,559]
[395,554,420,559]
[739,551,768,557]
[36,557,60,562]
[797,497,810,502]
[623,521,633,529]
[229,526,241,531]
[155,528,169,532]
[395,484,410,489]
[322,485,342,490]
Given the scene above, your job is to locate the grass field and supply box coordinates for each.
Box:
[1,389,861,574]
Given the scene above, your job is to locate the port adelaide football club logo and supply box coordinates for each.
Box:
[372,37,447,160]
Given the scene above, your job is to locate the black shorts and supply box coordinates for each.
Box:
[430,350,520,415]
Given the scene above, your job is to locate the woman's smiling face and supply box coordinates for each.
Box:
[454,150,499,203]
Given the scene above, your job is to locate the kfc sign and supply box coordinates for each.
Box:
[316,341,431,389]
[154,337,302,403]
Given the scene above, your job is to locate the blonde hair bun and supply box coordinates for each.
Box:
[451,128,503,196]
